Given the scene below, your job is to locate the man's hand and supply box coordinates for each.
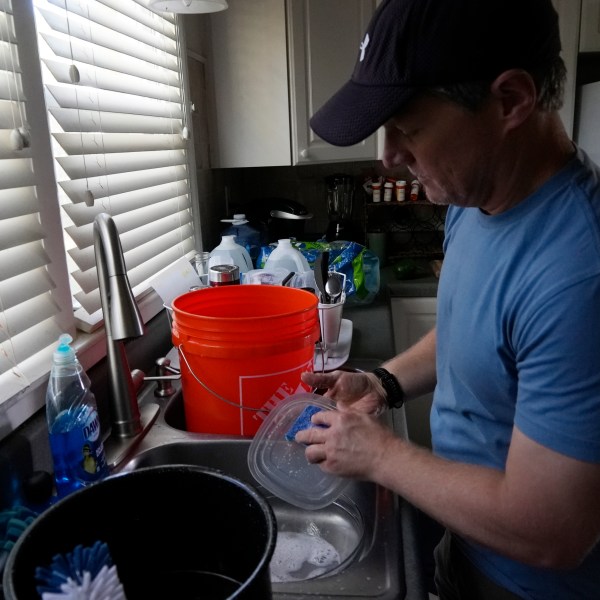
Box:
[301,370,387,415]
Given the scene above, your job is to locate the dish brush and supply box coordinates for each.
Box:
[35,540,127,600]
[0,505,38,585]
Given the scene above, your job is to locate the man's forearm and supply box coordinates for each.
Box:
[382,327,437,402]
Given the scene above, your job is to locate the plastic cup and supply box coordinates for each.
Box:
[318,292,346,346]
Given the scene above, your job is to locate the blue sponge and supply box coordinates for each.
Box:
[284,405,326,442]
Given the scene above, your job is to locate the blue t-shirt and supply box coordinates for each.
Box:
[432,148,600,599]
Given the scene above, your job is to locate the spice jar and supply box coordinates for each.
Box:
[209,264,240,286]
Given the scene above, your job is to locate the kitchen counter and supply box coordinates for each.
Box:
[381,263,439,298]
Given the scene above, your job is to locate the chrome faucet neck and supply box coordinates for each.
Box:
[94,212,144,438]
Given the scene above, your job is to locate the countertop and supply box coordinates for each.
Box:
[381,263,439,298]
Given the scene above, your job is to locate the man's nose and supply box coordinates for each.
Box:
[381,130,413,170]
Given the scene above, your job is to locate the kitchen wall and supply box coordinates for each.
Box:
[207,163,377,250]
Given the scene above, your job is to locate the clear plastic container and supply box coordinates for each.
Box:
[242,268,289,286]
[248,393,349,510]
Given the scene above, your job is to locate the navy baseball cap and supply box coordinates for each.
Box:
[310,0,561,147]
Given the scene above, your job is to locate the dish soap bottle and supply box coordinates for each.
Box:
[46,334,108,498]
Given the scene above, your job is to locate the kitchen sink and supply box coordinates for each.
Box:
[112,379,423,599]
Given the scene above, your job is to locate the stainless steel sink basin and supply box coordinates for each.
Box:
[114,381,412,599]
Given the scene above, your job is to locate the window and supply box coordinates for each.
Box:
[0,0,198,440]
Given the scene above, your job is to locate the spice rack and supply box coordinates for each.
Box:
[364,200,447,260]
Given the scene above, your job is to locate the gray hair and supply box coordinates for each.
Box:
[427,56,567,112]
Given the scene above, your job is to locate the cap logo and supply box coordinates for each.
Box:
[359,33,370,62]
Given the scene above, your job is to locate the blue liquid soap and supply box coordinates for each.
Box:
[46,334,108,498]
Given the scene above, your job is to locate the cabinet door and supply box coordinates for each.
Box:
[287,0,378,164]
[209,0,291,168]
[579,0,600,51]
[391,297,437,448]
[552,0,581,137]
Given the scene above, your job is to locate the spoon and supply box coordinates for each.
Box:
[325,273,343,303]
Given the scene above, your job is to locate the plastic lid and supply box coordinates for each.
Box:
[53,333,76,365]
[248,393,349,510]
[209,264,240,284]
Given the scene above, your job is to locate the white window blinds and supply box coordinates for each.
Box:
[0,0,73,404]
[33,0,196,329]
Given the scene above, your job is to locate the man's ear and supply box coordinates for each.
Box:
[490,69,537,131]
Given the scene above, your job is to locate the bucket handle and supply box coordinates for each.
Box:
[177,344,263,412]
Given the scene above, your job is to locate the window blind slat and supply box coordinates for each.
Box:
[68,200,193,266]
[0,214,45,251]
[70,206,193,281]
[43,58,182,103]
[58,165,188,205]
[0,282,58,334]
[0,157,35,189]
[0,314,62,376]
[49,107,182,133]
[0,185,39,219]
[53,132,185,154]
[62,182,189,226]
[57,149,187,179]
[0,241,51,282]
[0,99,26,125]
[46,0,178,50]
[40,31,179,84]
[74,228,195,314]
[45,84,182,118]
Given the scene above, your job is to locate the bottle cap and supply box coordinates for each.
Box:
[221,213,249,225]
[209,264,240,286]
[53,333,76,364]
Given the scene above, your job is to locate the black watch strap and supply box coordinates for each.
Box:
[372,367,405,409]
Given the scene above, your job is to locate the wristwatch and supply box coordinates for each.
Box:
[372,367,405,409]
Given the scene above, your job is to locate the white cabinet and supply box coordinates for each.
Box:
[391,297,437,448]
[208,0,377,168]
[552,0,582,137]
[287,0,377,164]
[579,0,600,51]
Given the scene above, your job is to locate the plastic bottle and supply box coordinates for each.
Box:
[264,239,311,274]
[221,214,261,267]
[209,235,253,273]
[46,334,108,498]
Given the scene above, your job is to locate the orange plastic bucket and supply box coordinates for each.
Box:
[171,285,320,436]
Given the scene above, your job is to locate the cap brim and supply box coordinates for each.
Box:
[309,79,416,147]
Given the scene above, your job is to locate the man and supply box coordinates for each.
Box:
[298,0,600,598]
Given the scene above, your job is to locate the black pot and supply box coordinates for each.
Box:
[3,465,276,599]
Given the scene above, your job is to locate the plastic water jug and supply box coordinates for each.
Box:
[221,214,261,267]
[264,239,310,274]
[209,235,253,273]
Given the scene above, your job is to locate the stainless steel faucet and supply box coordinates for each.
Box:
[93,214,159,458]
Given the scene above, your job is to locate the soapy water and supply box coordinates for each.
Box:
[270,531,341,582]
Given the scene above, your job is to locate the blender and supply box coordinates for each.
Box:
[325,174,361,242]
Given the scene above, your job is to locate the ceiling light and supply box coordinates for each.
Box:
[150,0,228,14]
